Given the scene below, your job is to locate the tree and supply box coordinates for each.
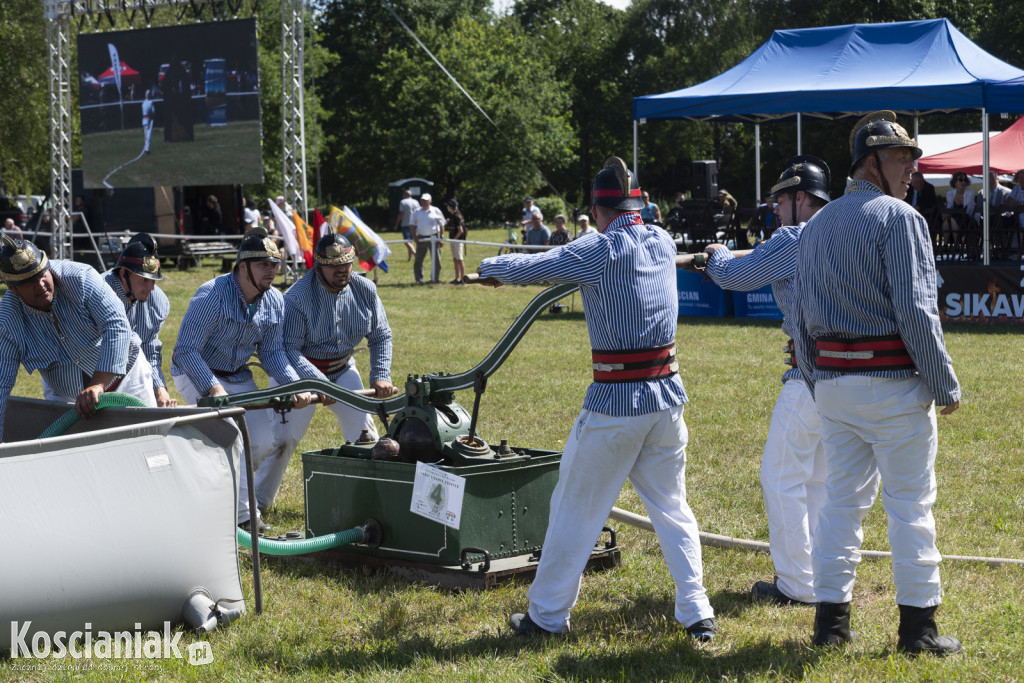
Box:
[0,0,50,196]
[316,0,573,221]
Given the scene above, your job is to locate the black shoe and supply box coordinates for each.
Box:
[685,618,717,642]
[449,279,461,285]
[896,605,962,656]
[751,580,813,606]
[812,602,857,647]
[509,613,563,636]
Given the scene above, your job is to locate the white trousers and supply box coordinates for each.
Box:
[43,356,156,408]
[761,379,826,603]
[143,119,153,152]
[526,405,713,633]
[813,375,942,607]
[173,372,276,524]
[262,366,378,508]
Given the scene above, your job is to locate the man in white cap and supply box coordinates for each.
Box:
[575,214,597,238]
[411,192,445,284]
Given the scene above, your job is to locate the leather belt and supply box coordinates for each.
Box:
[305,354,352,376]
[784,339,797,367]
[211,366,247,379]
[592,343,678,383]
[814,334,914,372]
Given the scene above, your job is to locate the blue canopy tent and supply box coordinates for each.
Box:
[632,19,1024,263]
[986,75,1024,115]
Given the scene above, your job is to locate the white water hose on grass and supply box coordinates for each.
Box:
[608,507,1024,568]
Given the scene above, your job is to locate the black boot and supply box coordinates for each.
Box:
[896,605,962,656]
[812,602,856,647]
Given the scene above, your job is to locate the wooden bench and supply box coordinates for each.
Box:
[176,241,236,271]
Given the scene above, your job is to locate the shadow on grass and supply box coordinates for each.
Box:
[239,621,833,680]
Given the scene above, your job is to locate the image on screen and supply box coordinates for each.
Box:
[78,18,263,189]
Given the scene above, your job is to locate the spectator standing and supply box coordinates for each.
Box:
[520,195,542,225]
[549,214,571,246]
[478,157,715,641]
[3,218,23,239]
[445,199,467,284]
[200,195,223,236]
[524,213,551,248]
[640,191,662,224]
[393,189,419,261]
[412,193,445,284]
[576,214,597,238]
[243,198,261,231]
[793,111,961,655]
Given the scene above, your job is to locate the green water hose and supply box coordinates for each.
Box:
[236,525,370,555]
[38,392,149,438]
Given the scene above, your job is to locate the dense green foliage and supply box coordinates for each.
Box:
[1,1,1021,216]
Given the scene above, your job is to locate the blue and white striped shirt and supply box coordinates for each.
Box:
[793,179,960,405]
[0,261,132,439]
[479,211,686,417]
[706,224,803,383]
[282,271,393,384]
[104,270,170,389]
[171,272,299,393]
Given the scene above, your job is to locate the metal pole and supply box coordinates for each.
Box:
[754,123,761,202]
[45,0,72,260]
[232,414,263,616]
[982,109,990,266]
[282,0,308,222]
[633,119,639,178]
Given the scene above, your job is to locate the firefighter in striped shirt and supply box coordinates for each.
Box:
[262,233,394,510]
[793,111,961,656]
[682,155,832,607]
[478,157,715,641]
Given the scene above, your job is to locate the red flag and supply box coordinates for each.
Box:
[313,209,328,240]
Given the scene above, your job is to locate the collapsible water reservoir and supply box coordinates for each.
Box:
[0,398,246,650]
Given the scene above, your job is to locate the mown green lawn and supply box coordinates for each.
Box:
[3,227,1023,681]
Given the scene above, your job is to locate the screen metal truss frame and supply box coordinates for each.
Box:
[43,0,306,258]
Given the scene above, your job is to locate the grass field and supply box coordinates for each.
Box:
[3,226,1024,681]
[80,121,264,188]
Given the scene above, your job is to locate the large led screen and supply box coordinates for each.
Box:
[78,19,263,189]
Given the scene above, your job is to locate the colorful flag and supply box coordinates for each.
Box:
[327,205,391,273]
[313,209,329,240]
[291,210,314,253]
[267,198,300,258]
[292,210,316,269]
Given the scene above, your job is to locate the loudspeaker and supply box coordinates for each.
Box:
[692,160,718,200]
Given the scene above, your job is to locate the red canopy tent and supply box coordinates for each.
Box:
[918,116,1024,175]
[97,61,140,86]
